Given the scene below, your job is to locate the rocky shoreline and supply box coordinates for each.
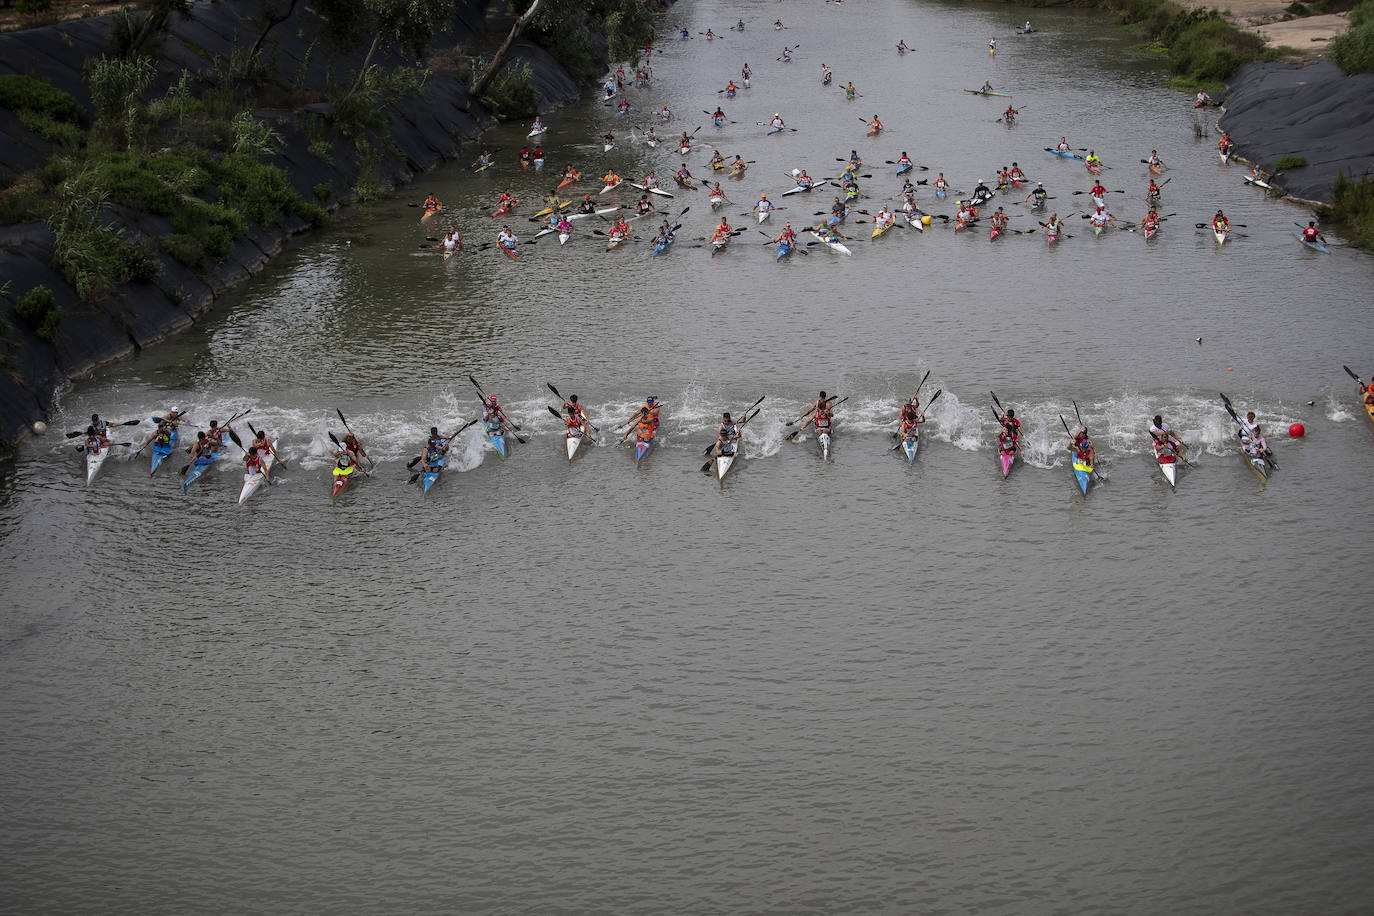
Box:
[0,0,588,447]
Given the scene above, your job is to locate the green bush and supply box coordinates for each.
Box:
[17,111,85,149]
[217,153,297,225]
[1275,155,1309,169]
[530,19,601,84]
[87,55,157,147]
[160,231,205,266]
[479,63,538,119]
[1321,172,1374,248]
[313,182,333,203]
[308,140,333,163]
[0,177,49,224]
[0,75,84,123]
[15,285,61,342]
[294,200,328,227]
[1332,3,1374,73]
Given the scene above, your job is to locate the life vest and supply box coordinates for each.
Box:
[333,463,355,478]
[637,417,654,439]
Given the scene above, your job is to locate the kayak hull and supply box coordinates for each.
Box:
[1158,455,1178,487]
[332,467,356,501]
[902,438,918,463]
[716,449,737,484]
[818,431,831,460]
[182,450,224,492]
[238,471,266,505]
[1000,451,1015,478]
[635,438,653,466]
[566,434,582,462]
[150,428,178,475]
[421,459,444,495]
[85,445,109,486]
[1072,460,1092,494]
[487,430,507,458]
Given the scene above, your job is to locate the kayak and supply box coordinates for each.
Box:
[965,89,1012,98]
[237,467,267,504]
[490,198,518,217]
[866,126,881,137]
[557,174,579,189]
[1214,228,1229,245]
[1086,162,1102,174]
[896,163,912,175]
[85,441,111,485]
[711,233,730,252]
[767,126,782,136]
[679,143,692,155]
[527,125,547,138]
[149,427,178,475]
[781,184,810,196]
[709,193,725,209]
[713,117,724,128]
[634,435,654,466]
[1092,223,1106,237]
[606,233,627,250]
[559,231,572,245]
[728,166,747,178]
[1144,222,1158,240]
[486,425,508,458]
[629,184,674,198]
[989,225,1004,242]
[757,208,771,224]
[1048,149,1080,159]
[715,444,739,484]
[1090,194,1104,209]
[652,233,675,256]
[1243,449,1269,482]
[999,446,1016,478]
[1155,443,1178,487]
[935,186,946,199]
[566,430,584,462]
[331,464,358,501]
[182,449,225,492]
[1244,175,1273,190]
[776,239,792,260]
[421,206,440,222]
[817,430,832,460]
[502,245,519,260]
[827,206,849,225]
[901,434,918,463]
[421,455,444,495]
[1297,233,1331,253]
[603,142,614,152]
[1148,162,1162,175]
[533,227,556,239]
[1046,228,1060,245]
[872,220,893,239]
[904,212,926,231]
[599,181,620,195]
[1072,456,1092,494]
[809,230,852,255]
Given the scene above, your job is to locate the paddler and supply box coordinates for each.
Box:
[709,150,725,171]
[874,206,895,231]
[679,131,693,152]
[518,146,531,166]
[1085,150,1102,169]
[774,18,783,29]
[737,19,745,31]
[577,194,596,215]
[562,395,590,436]
[821,63,832,83]
[1301,220,1327,246]
[561,164,580,184]
[529,115,543,134]
[714,411,740,458]
[989,206,1010,234]
[1089,206,1115,231]
[774,221,798,247]
[934,173,949,195]
[652,220,675,247]
[988,36,997,53]
[422,193,440,213]
[660,104,673,121]
[980,79,995,93]
[896,39,911,53]
[601,167,620,189]
[844,81,856,100]
[1069,426,1097,469]
[1003,104,1017,122]
[792,392,833,432]
[997,166,1012,189]
[1196,89,1212,107]
[249,428,283,466]
[896,152,913,172]
[441,230,459,257]
[796,169,814,190]
[711,216,733,243]
[419,426,449,475]
[642,171,660,191]
[970,179,994,206]
[1219,132,1234,158]
[675,163,696,185]
[752,192,773,219]
[483,396,516,438]
[1045,212,1064,240]
[867,114,883,133]
[897,396,925,444]
[955,200,977,229]
[1009,162,1026,183]
[724,79,738,96]
[1055,137,1073,153]
[705,28,716,40]
[780,46,792,62]
[243,445,270,485]
[473,149,491,171]
[138,409,181,453]
[829,196,848,223]
[188,430,215,462]
[497,225,519,251]
[644,127,658,146]
[617,98,630,115]
[1089,178,1107,206]
[708,180,730,204]
[601,129,615,149]
[817,222,848,244]
[712,106,726,123]
[337,430,371,467]
[848,149,863,170]
[1212,209,1230,235]
[1149,415,1187,455]
[768,113,786,131]
[532,146,545,165]
[728,155,747,175]
[556,214,574,240]
[331,444,358,489]
[204,419,233,450]
[609,214,632,240]
[1147,178,1162,206]
[1142,206,1161,235]
[82,425,107,457]
[1148,149,1167,170]
[495,188,516,211]
[1025,181,1048,207]
[741,62,751,81]
[633,193,655,216]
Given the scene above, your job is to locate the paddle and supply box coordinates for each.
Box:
[75,441,134,453]
[66,418,139,439]
[1195,222,1247,229]
[176,408,249,476]
[405,419,478,482]
[1344,365,1368,389]
[699,395,766,471]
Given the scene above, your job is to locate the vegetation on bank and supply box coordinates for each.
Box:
[1331,0,1374,73]
[1320,173,1374,247]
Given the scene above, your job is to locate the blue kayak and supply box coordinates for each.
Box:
[486,425,507,458]
[652,232,676,256]
[634,437,654,466]
[150,427,178,475]
[1048,148,1085,160]
[776,239,792,260]
[182,448,224,492]
[896,163,912,175]
[1296,233,1330,253]
[422,456,444,495]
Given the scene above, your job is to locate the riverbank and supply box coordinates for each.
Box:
[0,0,613,447]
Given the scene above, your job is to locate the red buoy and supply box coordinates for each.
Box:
[1289,422,1305,438]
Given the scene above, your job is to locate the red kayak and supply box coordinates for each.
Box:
[490,198,520,217]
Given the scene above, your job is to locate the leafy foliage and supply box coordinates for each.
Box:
[1332,0,1374,73]
[15,286,61,343]
[0,75,84,123]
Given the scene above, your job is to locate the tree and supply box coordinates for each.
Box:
[341,0,454,102]
[469,0,542,100]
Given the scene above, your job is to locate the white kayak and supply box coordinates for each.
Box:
[566,432,583,461]
[1244,175,1273,190]
[527,126,547,138]
[716,447,738,483]
[559,231,572,245]
[818,430,832,459]
[533,227,556,239]
[901,436,918,463]
[809,230,852,255]
[85,442,111,485]
[904,212,925,231]
[781,184,810,196]
[679,144,692,154]
[606,234,626,249]
[757,208,771,224]
[603,142,614,152]
[710,193,725,209]
[629,183,675,198]
[1214,228,1229,245]
[599,181,620,195]
[711,234,730,251]
[238,470,266,504]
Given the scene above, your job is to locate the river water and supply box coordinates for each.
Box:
[4,0,1374,912]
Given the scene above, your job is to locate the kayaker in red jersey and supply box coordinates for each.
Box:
[1055,137,1072,153]
[791,391,834,432]
[562,395,590,433]
[339,431,371,467]
[999,408,1022,441]
[250,428,284,467]
[1070,426,1097,468]
[243,445,270,484]
[711,216,732,242]
[1089,179,1107,201]
[1301,221,1326,245]
[1212,210,1230,233]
